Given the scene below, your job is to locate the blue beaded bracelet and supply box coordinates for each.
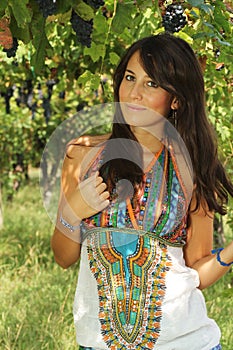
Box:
[211,247,233,267]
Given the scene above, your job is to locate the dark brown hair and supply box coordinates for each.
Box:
[99,33,233,214]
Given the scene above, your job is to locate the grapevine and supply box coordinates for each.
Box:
[3,37,18,58]
[35,0,57,18]
[70,10,93,48]
[84,0,105,10]
[162,3,187,33]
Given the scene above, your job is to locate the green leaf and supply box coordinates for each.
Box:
[56,0,73,14]
[109,52,120,65]
[84,42,105,62]
[8,0,32,28]
[189,10,199,19]
[9,15,31,44]
[55,10,72,25]
[30,17,51,74]
[0,0,7,15]
[188,0,205,7]
[153,27,166,35]
[74,1,94,21]
[77,70,100,91]
[203,21,215,30]
[200,4,214,15]
[93,12,108,36]
[214,10,231,34]
[192,32,214,39]
[137,0,157,11]
[112,3,135,34]
[175,32,193,45]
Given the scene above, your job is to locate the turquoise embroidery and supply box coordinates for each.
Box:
[88,232,171,348]
[81,146,188,349]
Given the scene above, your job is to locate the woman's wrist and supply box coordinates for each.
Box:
[56,198,82,242]
[60,215,81,232]
[211,245,233,267]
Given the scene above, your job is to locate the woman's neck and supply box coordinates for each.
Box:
[131,126,162,154]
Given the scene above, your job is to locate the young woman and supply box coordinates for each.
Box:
[51,33,233,349]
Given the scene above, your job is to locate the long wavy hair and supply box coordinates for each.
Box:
[99,33,233,214]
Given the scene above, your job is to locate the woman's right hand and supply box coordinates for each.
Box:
[62,172,110,222]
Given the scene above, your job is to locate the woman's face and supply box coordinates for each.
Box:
[119,51,177,127]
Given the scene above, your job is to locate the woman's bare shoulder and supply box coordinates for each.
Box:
[66,133,110,158]
[77,133,111,146]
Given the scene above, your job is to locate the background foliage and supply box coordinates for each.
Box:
[0,0,232,202]
[0,0,232,348]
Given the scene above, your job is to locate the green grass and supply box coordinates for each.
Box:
[0,171,78,350]
[0,170,232,349]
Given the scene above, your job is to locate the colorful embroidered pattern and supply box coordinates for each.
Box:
[87,231,171,349]
[83,146,187,246]
[81,145,189,349]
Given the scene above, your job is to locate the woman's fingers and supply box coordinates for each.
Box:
[95,175,103,186]
[78,172,109,213]
[96,181,108,195]
[100,190,110,200]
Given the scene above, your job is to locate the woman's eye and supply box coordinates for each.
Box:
[147,81,158,88]
[125,74,135,81]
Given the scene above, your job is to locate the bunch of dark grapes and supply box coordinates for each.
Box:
[71,10,93,48]
[84,0,105,10]
[162,3,187,33]
[35,0,57,18]
[3,37,18,58]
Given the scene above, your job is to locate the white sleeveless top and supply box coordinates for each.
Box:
[73,146,221,349]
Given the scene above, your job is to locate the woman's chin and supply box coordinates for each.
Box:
[120,103,165,130]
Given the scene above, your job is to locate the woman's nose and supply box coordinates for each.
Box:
[129,83,143,100]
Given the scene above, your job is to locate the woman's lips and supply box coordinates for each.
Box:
[125,103,147,111]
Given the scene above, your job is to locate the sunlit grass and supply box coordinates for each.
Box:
[0,173,78,349]
[203,264,233,348]
[0,170,232,349]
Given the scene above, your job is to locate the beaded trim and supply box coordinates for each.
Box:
[81,224,186,247]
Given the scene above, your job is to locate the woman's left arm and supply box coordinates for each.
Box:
[183,198,233,290]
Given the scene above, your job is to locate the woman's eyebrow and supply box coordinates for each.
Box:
[125,68,150,79]
[125,69,135,74]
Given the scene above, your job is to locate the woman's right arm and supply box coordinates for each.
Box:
[51,143,109,269]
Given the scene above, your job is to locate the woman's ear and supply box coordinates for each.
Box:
[171,97,179,110]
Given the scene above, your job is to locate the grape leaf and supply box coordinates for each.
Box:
[135,0,156,10]
[74,1,94,21]
[188,0,205,7]
[78,70,100,91]
[31,17,52,74]
[8,0,32,28]
[112,3,135,34]
[9,15,31,44]
[84,42,105,62]
[109,52,120,65]
[175,32,193,45]
[56,0,73,14]
[214,10,231,34]
[93,12,108,36]
[0,0,8,14]
[200,4,214,15]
